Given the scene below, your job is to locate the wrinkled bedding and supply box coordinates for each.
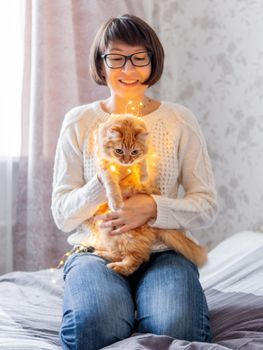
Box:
[0,231,263,350]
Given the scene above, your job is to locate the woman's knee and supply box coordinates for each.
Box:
[60,305,133,350]
[135,252,212,342]
[61,253,135,349]
[63,252,107,281]
[138,310,211,342]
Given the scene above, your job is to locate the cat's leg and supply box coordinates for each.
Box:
[107,252,150,276]
[100,169,123,210]
[94,250,120,262]
[107,258,141,276]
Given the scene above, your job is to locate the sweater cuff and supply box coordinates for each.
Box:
[148,194,173,228]
[82,174,107,207]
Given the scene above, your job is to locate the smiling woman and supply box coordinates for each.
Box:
[52,13,218,349]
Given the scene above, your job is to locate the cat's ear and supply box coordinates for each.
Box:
[135,128,149,142]
[107,126,123,139]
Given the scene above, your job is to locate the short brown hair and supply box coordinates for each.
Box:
[89,14,164,87]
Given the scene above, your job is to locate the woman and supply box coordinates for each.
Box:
[52,14,218,350]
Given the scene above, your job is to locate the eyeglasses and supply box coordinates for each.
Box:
[101,51,153,69]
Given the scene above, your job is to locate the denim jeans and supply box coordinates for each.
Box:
[60,250,212,349]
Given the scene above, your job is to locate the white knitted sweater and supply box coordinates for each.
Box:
[51,100,218,251]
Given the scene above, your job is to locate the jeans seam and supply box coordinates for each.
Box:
[199,290,212,342]
[60,282,78,349]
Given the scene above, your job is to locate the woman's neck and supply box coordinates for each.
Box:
[101,95,157,115]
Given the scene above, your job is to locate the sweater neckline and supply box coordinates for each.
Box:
[93,100,165,120]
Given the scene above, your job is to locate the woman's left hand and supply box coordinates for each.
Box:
[95,194,157,235]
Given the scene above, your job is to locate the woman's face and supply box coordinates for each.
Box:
[101,41,151,99]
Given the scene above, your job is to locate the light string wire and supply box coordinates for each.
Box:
[49,99,156,282]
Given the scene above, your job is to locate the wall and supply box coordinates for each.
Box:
[144,0,263,248]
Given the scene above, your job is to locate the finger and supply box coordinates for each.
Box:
[109,225,130,235]
[100,218,124,228]
[100,218,125,228]
[95,211,119,221]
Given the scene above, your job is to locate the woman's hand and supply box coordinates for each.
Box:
[95,194,157,235]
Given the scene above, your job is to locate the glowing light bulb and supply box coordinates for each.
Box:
[153,153,157,157]
[152,162,156,166]
[128,100,133,105]
[127,168,132,173]
[110,165,116,172]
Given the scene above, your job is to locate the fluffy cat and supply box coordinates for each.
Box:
[83,114,207,276]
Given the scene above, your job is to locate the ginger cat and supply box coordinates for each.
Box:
[83,114,207,276]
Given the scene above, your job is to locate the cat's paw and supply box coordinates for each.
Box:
[107,262,132,276]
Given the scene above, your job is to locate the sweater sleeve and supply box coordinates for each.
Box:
[149,108,218,230]
[51,116,107,233]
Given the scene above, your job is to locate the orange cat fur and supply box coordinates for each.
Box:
[83,114,207,276]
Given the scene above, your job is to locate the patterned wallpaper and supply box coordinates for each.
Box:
[142,0,263,248]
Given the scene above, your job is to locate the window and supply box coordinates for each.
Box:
[0,1,24,157]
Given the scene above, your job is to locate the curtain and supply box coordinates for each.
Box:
[0,0,24,274]
[0,158,15,273]
[14,0,146,271]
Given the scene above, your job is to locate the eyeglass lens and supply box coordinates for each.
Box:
[105,52,151,68]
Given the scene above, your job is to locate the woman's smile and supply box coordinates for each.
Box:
[118,79,140,87]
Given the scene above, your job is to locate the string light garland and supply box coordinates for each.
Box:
[50,99,158,283]
[50,245,96,283]
[125,99,151,117]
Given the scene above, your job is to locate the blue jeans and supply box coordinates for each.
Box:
[60,250,211,349]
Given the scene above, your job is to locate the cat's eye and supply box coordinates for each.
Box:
[131,150,139,155]
[114,148,124,155]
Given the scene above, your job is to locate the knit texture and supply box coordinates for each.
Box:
[51,101,218,251]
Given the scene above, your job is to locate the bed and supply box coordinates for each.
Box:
[1,230,263,349]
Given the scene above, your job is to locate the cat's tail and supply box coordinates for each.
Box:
[156,229,207,267]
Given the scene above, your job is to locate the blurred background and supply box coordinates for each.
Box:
[0,0,262,274]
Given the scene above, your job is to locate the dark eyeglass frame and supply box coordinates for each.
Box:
[100,51,153,69]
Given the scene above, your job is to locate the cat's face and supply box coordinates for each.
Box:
[101,117,149,166]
